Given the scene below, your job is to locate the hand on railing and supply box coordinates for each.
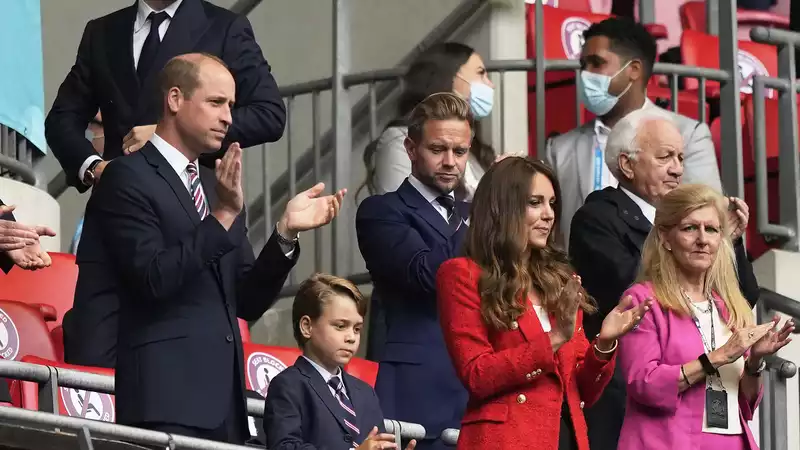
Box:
[357,426,416,450]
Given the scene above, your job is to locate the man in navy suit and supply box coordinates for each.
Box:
[264,273,416,450]
[80,53,343,444]
[45,0,285,193]
[355,92,472,449]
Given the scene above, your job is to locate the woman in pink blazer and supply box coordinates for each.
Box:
[618,184,794,450]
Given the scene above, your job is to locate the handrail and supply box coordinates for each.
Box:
[0,154,36,186]
[759,287,800,328]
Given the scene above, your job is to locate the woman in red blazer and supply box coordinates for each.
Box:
[437,157,650,450]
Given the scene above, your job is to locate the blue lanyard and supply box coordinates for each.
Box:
[593,142,604,191]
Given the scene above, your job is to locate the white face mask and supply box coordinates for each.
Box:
[579,61,633,116]
[456,75,494,119]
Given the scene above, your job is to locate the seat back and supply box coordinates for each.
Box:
[242,343,301,397]
[239,319,251,343]
[0,300,58,362]
[680,0,789,40]
[344,357,379,388]
[0,252,77,329]
[525,0,592,11]
[19,355,116,422]
[680,29,777,96]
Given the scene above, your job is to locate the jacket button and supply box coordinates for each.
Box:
[516,394,526,404]
[344,435,353,443]
[595,374,602,382]
[525,373,532,380]
[510,321,519,330]
[226,335,234,343]
[580,401,585,409]
[536,369,542,375]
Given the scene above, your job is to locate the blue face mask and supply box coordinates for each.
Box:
[467,81,494,119]
[579,61,633,116]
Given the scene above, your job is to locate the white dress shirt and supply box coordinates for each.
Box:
[620,186,656,224]
[150,132,205,199]
[407,174,453,222]
[78,0,184,185]
[302,356,349,400]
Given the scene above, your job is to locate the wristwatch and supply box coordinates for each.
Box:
[745,358,767,376]
[83,159,103,187]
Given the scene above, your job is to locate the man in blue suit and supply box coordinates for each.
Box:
[356,92,472,449]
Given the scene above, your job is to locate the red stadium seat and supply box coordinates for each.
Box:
[242,343,301,398]
[51,326,64,362]
[239,319,251,343]
[680,30,777,97]
[0,300,58,362]
[18,356,116,423]
[0,252,77,329]
[680,1,790,39]
[344,357,379,388]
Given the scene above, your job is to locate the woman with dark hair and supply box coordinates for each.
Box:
[436,157,649,450]
[360,42,496,200]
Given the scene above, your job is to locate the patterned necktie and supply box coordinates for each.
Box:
[328,376,359,435]
[186,163,209,219]
[137,11,169,81]
[436,195,462,232]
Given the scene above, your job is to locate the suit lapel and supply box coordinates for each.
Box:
[295,358,352,437]
[136,0,211,119]
[397,180,452,239]
[105,4,139,114]
[576,127,597,201]
[611,188,653,235]
[141,143,200,225]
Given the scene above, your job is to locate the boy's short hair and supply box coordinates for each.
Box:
[292,273,368,347]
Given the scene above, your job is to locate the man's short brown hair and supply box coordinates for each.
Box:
[157,53,229,116]
[291,273,368,347]
[406,92,474,143]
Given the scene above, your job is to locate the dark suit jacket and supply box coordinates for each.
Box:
[0,199,15,274]
[355,180,469,448]
[568,186,760,450]
[263,356,386,450]
[76,142,296,435]
[45,0,286,192]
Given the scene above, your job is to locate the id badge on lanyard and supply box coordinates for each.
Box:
[593,141,604,191]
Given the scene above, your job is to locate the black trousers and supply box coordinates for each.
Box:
[558,396,578,450]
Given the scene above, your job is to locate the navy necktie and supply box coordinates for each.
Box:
[328,376,359,435]
[137,11,169,81]
[436,195,462,232]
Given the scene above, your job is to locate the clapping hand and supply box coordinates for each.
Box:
[597,295,653,344]
[356,426,417,450]
[710,321,775,366]
[277,182,346,238]
[750,316,794,362]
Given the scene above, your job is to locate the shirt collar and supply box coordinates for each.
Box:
[620,185,656,224]
[594,97,650,137]
[135,0,183,33]
[302,355,342,383]
[407,174,454,205]
[150,133,193,178]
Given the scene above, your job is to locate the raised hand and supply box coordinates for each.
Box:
[750,316,794,361]
[356,426,398,450]
[278,182,347,238]
[598,295,653,344]
[710,321,775,367]
[214,142,244,215]
[726,196,749,241]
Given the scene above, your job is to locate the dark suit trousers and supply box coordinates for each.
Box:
[134,353,247,445]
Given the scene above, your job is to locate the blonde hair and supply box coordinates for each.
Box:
[406,92,474,143]
[636,184,753,329]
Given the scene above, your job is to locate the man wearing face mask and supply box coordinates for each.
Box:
[545,17,721,248]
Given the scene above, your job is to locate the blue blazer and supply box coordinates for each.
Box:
[263,356,386,450]
[355,179,469,448]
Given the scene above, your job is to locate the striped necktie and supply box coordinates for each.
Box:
[328,376,359,435]
[186,163,209,219]
[436,195,462,232]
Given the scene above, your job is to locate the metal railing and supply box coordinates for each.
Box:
[0,124,37,186]
[0,358,460,447]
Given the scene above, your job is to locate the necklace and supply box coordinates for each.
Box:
[681,288,712,314]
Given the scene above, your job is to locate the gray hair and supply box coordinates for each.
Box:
[604,108,677,180]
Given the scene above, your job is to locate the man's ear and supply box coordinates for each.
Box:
[618,153,635,181]
[404,136,417,163]
[628,59,644,83]
[166,87,183,114]
[299,316,313,340]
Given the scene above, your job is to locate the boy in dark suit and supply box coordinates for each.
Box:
[263,274,416,450]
